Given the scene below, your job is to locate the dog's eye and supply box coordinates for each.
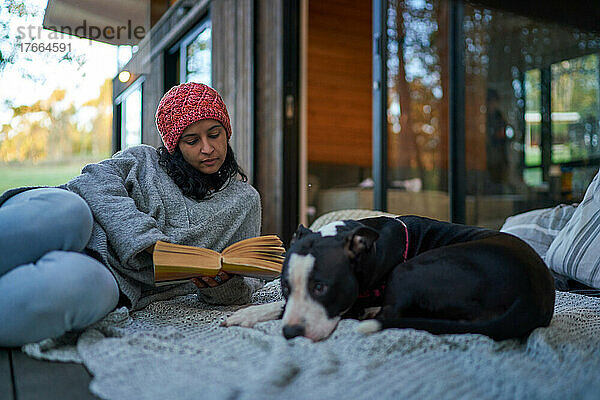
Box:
[312,282,328,297]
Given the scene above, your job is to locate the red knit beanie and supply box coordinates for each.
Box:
[155,82,232,154]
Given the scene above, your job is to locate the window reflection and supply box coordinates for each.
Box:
[185,26,211,85]
[464,4,600,227]
[384,1,600,227]
[524,69,541,168]
[386,0,449,220]
[121,85,142,149]
[303,0,372,226]
[551,54,599,164]
[165,20,211,88]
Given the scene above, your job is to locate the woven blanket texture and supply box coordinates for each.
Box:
[22,281,600,400]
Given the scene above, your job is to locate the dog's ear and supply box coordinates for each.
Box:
[291,224,313,245]
[344,226,379,262]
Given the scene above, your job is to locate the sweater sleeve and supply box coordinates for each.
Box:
[66,151,169,270]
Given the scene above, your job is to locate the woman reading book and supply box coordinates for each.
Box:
[0,83,263,347]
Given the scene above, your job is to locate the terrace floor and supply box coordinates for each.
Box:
[1,348,97,399]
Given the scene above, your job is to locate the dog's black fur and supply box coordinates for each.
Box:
[225,215,555,341]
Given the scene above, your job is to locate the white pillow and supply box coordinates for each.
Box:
[545,169,600,289]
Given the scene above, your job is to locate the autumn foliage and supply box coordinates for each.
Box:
[0,79,112,163]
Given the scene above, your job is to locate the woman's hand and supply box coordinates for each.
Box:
[191,271,232,288]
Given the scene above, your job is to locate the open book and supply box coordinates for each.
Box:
[153,235,285,286]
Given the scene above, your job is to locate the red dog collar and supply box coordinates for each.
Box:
[358,283,386,299]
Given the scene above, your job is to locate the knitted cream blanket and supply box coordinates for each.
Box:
[23,282,600,400]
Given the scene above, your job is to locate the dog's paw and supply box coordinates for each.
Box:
[222,301,285,328]
[356,319,382,335]
[359,306,382,320]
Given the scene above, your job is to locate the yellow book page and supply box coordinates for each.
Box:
[153,250,220,268]
[223,235,283,254]
[154,238,284,284]
[226,249,285,259]
[154,266,218,282]
[154,260,220,276]
[222,261,281,279]
[225,244,285,256]
[222,256,283,271]
[154,241,220,258]
[153,242,222,284]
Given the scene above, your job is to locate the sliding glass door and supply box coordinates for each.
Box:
[374,0,600,228]
[385,0,450,220]
[463,4,600,227]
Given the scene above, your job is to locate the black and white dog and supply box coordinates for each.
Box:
[224,216,555,341]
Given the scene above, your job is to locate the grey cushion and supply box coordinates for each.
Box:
[500,204,577,259]
[545,168,600,289]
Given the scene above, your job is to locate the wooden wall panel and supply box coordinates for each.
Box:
[307,0,372,167]
[255,0,284,236]
[142,56,163,149]
[212,0,254,181]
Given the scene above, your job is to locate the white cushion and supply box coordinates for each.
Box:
[545,169,600,289]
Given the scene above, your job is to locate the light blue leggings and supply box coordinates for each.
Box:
[0,188,119,347]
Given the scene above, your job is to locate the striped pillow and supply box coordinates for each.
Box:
[500,204,576,259]
[545,169,600,289]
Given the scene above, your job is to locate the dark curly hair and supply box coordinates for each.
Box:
[157,144,247,201]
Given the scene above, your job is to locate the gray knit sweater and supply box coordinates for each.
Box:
[64,145,262,309]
